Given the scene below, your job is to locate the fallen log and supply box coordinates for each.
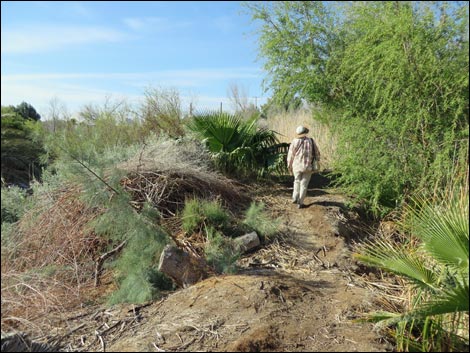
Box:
[158,245,208,288]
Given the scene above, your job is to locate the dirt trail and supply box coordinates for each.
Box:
[59,176,391,352]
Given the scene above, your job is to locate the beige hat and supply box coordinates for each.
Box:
[296,126,309,135]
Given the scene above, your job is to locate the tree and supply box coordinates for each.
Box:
[245,1,469,215]
[243,1,338,106]
[46,97,70,133]
[227,82,259,118]
[140,87,184,137]
[14,101,41,121]
[1,105,45,185]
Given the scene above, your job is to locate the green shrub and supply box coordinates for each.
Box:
[247,1,469,215]
[88,193,170,304]
[181,198,202,233]
[202,200,229,229]
[355,185,469,351]
[1,222,17,257]
[243,201,280,241]
[182,198,229,234]
[204,226,239,274]
[1,185,30,224]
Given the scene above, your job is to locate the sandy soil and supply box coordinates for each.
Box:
[54,175,392,352]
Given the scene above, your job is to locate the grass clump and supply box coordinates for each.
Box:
[182,198,237,274]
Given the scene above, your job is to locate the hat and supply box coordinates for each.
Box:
[296,126,309,135]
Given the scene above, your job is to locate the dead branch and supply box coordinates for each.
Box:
[94,241,127,287]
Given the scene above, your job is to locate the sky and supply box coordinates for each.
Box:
[1,1,268,119]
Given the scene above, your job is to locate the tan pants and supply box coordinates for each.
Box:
[292,170,312,205]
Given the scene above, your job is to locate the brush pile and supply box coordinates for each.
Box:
[118,136,249,216]
[1,136,249,337]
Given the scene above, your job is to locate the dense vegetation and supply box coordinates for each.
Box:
[355,188,468,351]
[246,0,468,215]
[245,1,468,351]
[1,1,468,351]
[1,93,283,317]
[1,103,45,186]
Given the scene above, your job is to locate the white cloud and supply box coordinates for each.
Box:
[69,2,95,19]
[1,25,131,54]
[2,67,261,84]
[1,68,265,117]
[123,17,192,32]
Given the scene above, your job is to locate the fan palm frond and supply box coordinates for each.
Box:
[403,193,469,273]
[186,111,280,177]
[355,187,469,350]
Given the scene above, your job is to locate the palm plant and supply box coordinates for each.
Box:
[355,187,469,351]
[186,111,281,177]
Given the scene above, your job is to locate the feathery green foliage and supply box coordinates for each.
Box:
[68,141,174,304]
[106,215,170,303]
[181,198,281,274]
[39,113,144,171]
[247,1,469,215]
[79,167,171,304]
[182,198,238,273]
[204,226,240,274]
[1,185,31,224]
[243,1,337,108]
[35,129,176,304]
[181,198,229,234]
[328,1,469,215]
[243,201,280,241]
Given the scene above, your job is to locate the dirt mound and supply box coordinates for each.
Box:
[47,180,391,352]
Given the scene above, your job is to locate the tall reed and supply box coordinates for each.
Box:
[265,108,337,170]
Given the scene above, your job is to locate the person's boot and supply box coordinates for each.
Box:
[297,204,306,209]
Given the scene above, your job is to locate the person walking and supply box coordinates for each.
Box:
[286,126,321,209]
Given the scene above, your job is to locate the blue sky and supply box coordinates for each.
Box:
[1,1,268,119]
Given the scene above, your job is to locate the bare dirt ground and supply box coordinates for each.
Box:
[46,175,393,352]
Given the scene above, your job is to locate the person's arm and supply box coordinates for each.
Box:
[312,139,321,161]
[287,140,296,173]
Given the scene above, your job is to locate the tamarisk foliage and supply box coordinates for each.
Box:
[246,1,469,215]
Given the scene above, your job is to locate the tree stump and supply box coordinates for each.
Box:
[158,245,208,288]
[234,231,260,253]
